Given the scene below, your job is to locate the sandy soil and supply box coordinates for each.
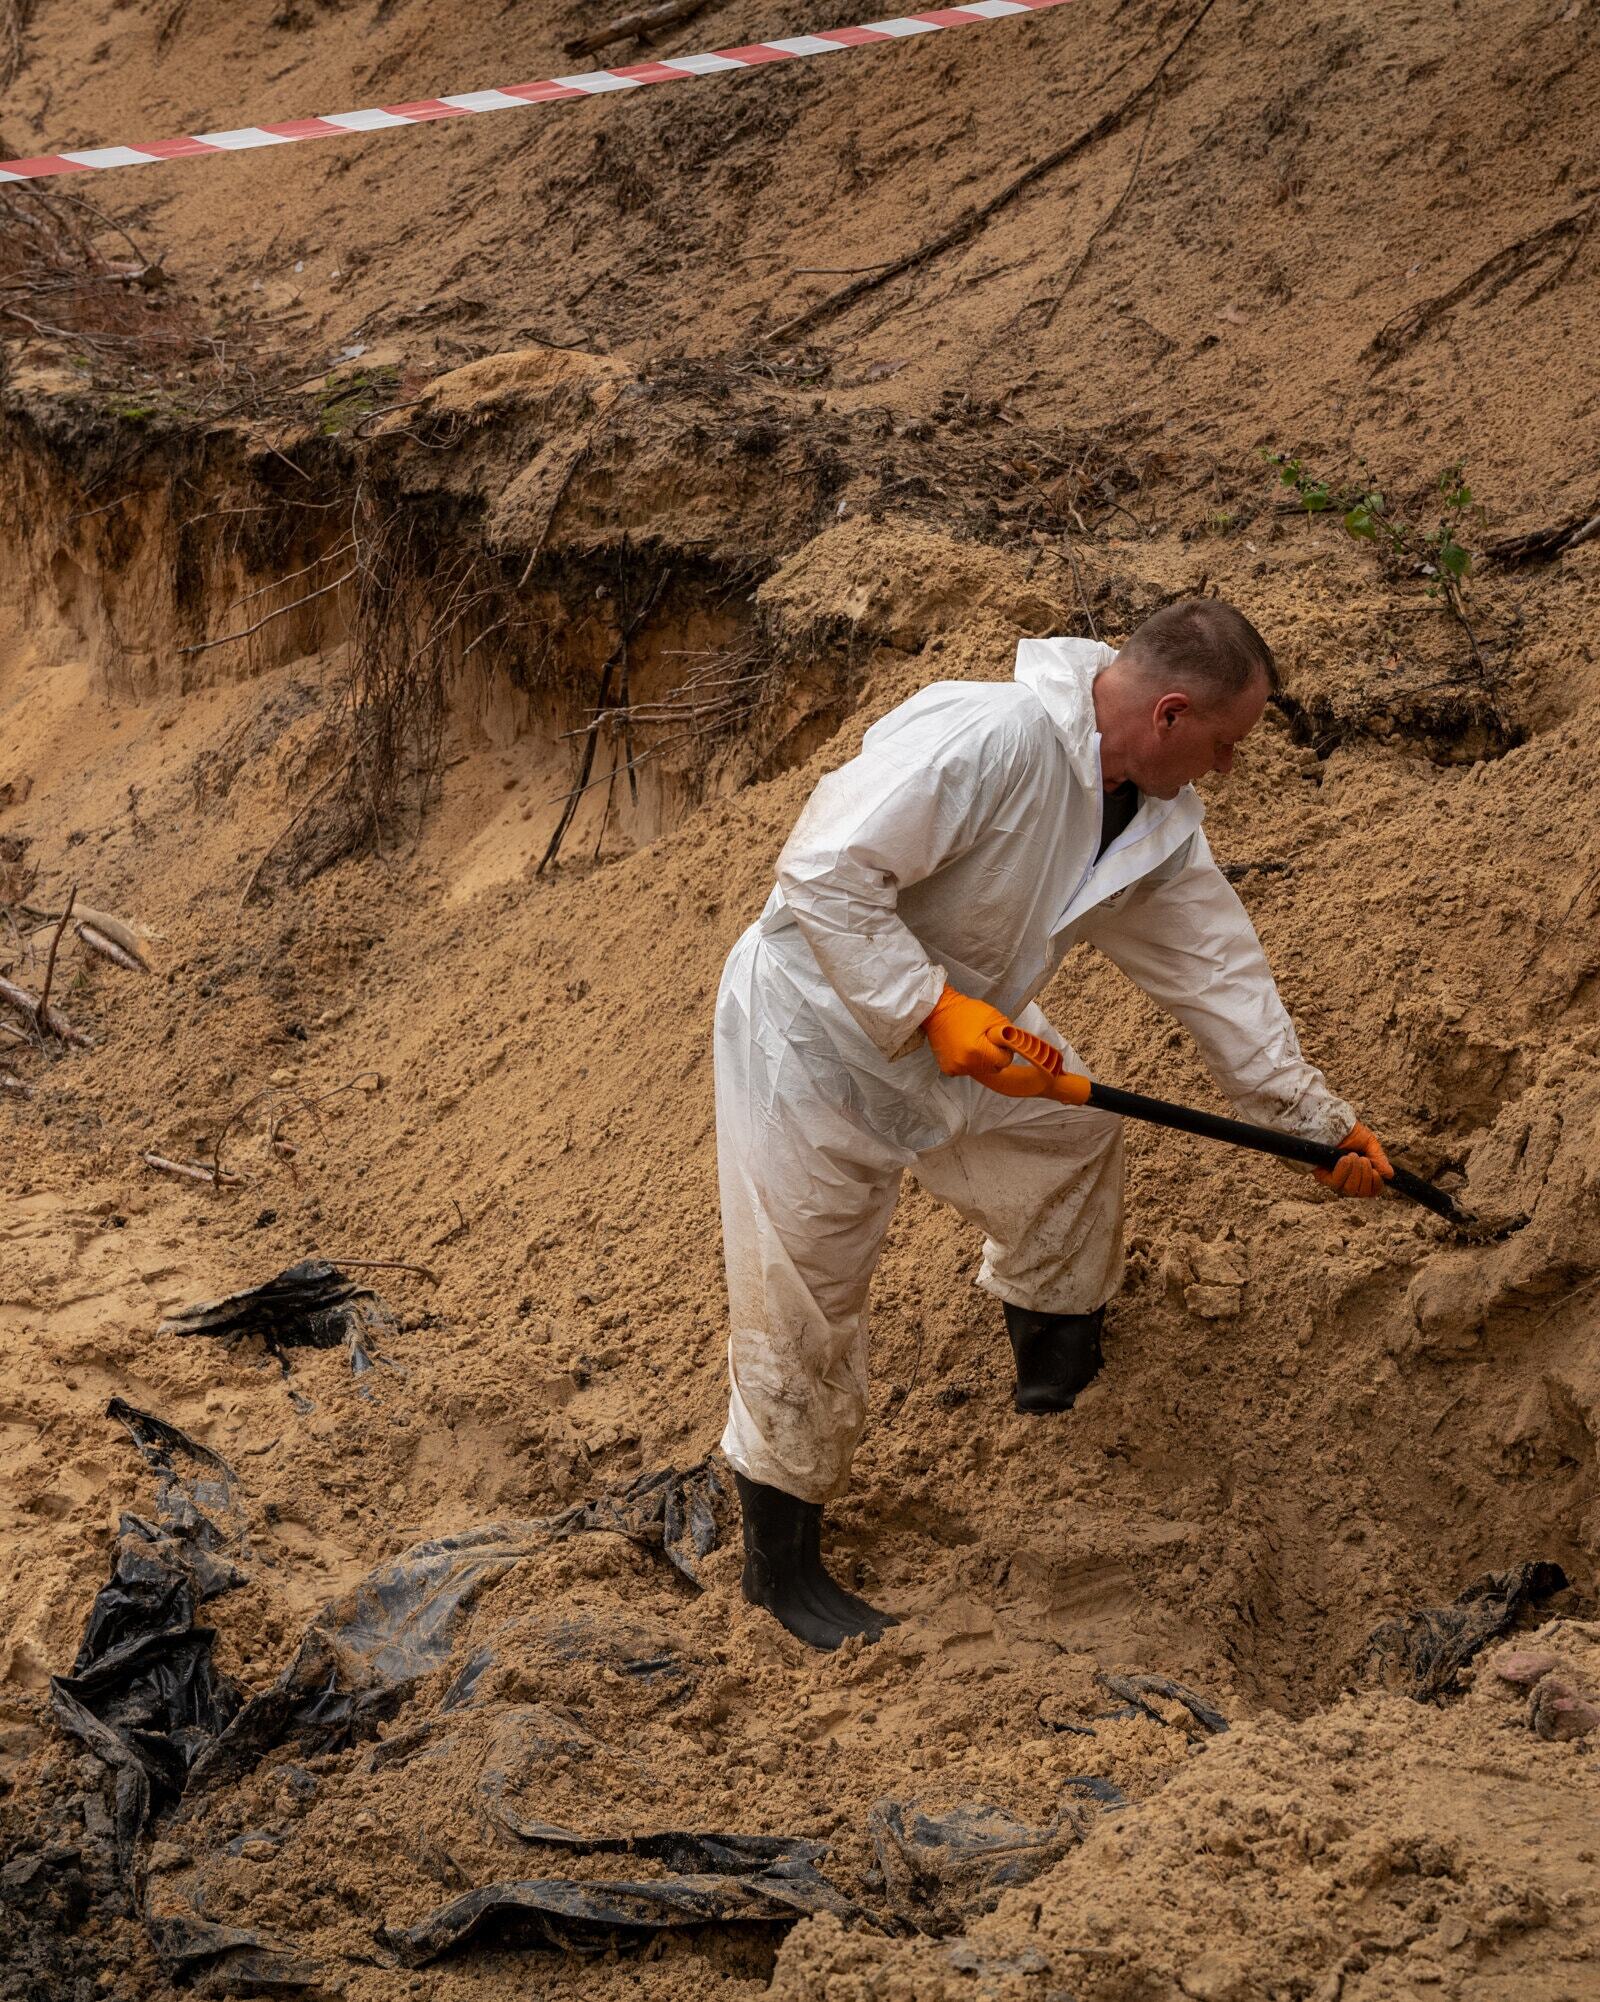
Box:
[2,0,1598,1996]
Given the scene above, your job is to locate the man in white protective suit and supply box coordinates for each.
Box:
[715,599,1393,1651]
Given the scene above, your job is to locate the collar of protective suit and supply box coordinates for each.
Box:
[1009,631,1207,930]
[1011,634,1119,790]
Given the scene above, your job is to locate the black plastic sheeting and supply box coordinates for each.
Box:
[380,1838,864,1966]
[146,1915,323,1996]
[189,1458,728,1797]
[158,1259,397,1375]
[49,1401,248,1876]
[1363,1560,1570,1700]
[44,1403,1236,1979]
[47,1398,737,1986]
[553,1457,724,1588]
[1038,1670,1229,1741]
[867,1797,1091,1930]
[1097,1671,1230,1736]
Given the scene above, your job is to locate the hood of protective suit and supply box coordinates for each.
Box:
[1013,636,1118,789]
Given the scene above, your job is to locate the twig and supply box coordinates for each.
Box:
[1055,533,1098,640]
[563,0,710,57]
[179,570,353,654]
[1543,853,1600,939]
[514,446,590,590]
[214,539,354,619]
[67,492,134,525]
[537,569,668,875]
[765,0,1219,345]
[210,1088,277,1185]
[143,1150,238,1187]
[257,441,312,482]
[593,732,621,862]
[1523,1273,1600,1336]
[34,884,75,1036]
[539,639,626,874]
[429,1195,498,1251]
[431,1198,470,1250]
[538,737,667,808]
[77,922,147,974]
[267,1070,383,1148]
[317,1256,440,1285]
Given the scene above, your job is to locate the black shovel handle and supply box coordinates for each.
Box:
[1083,1079,1472,1231]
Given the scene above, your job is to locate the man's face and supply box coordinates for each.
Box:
[1126,677,1268,799]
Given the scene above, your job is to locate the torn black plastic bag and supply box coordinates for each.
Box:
[50,1407,247,1870]
[1097,1671,1229,1736]
[190,1459,727,1788]
[158,1259,397,1374]
[380,1860,862,1967]
[147,1914,323,1996]
[108,1397,247,1549]
[1363,1560,1570,1700]
[548,1457,727,1586]
[867,1798,1090,1932]
[489,1793,838,1876]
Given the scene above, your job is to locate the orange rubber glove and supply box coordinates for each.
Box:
[922,984,1022,1091]
[1314,1123,1394,1199]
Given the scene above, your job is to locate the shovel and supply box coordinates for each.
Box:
[994,1025,1480,1236]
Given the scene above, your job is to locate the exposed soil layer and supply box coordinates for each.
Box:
[3,0,1599,1997]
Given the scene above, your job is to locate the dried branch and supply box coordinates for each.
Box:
[214,539,355,620]
[34,884,75,1036]
[537,568,668,875]
[210,1087,278,1185]
[765,0,1218,345]
[268,1070,383,1149]
[563,0,711,57]
[78,922,147,974]
[314,1255,440,1285]
[143,1150,238,1187]
[237,756,354,912]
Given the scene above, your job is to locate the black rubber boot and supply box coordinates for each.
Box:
[733,1472,897,1653]
[1004,1302,1104,1414]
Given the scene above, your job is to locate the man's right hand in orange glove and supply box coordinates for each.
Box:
[923,985,1034,1093]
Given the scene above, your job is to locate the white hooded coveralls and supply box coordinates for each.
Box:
[717,638,1354,1502]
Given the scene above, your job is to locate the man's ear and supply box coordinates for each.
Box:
[1154,691,1191,730]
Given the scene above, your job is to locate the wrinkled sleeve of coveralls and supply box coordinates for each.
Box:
[1082,830,1357,1145]
[776,686,1028,1059]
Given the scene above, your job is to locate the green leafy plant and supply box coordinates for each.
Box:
[1261,450,1492,690]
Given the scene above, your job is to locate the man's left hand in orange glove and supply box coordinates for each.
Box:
[1314,1123,1393,1199]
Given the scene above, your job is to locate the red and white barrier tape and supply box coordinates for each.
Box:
[0,0,1071,184]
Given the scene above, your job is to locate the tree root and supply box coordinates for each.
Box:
[763,0,1219,348]
[1484,506,1600,568]
[1366,196,1599,365]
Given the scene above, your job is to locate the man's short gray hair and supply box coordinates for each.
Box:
[1120,598,1278,705]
